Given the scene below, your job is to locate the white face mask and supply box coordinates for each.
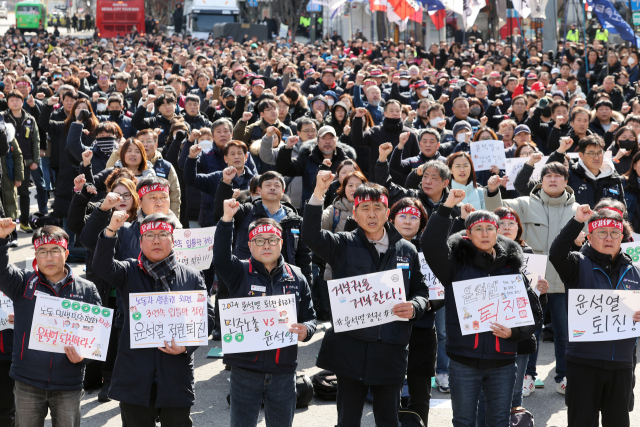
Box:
[400,80,410,87]
[198,140,213,151]
[456,132,470,143]
[96,103,107,112]
[327,99,335,107]
[430,117,444,127]
[629,57,636,66]
[165,72,172,79]
[421,89,430,97]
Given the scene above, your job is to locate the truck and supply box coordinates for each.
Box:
[183,0,240,39]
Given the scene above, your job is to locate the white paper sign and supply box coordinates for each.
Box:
[470,140,507,171]
[522,253,548,296]
[452,274,535,335]
[279,24,289,38]
[568,289,640,342]
[0,292,13,331]
[173,227,215,271]
[28,292,113,361]
[418,253,445,300]
[504,157,548,191]
[328,269,408,332]
[220,295,298,354]
[128,291,209,348]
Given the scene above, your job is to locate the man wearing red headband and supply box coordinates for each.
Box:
[214,205,315,427]
[550,205,640,426]
[0,221,101,426]
[302,171,430,427]
[93,212,213,425]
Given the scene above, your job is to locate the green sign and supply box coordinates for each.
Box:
[634,12,640,26]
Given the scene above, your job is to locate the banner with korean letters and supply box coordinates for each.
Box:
[28,292,113,361]
[568,289,640,342]
[418,253,445,300]
[327,269,408,333]
[504,157,547,191]
[452,274,535,335]
[220,294,298,354]
[128,291,209,348]
[470,140,507,171]
[173,227,215,271]
[0,292,13,331]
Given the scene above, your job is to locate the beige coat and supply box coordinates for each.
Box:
[485,184,584,294]
[321,197,354,280]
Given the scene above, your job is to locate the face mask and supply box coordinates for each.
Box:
[456,132,469,143]
[618,139,637,150]
[629,57,636,66]
[198,140,213,151]
[154,74,163,81]
[470,107,481,116]
[421,89,430,97]
[225,100,236,110]
[108,110,121,120]
[430,117,444,127]
[96,103,107,112]
[13,39,17,44]
[69,57,76,62]
[400,80,409,87]
[327,99,335,107]
[165,72,171,79]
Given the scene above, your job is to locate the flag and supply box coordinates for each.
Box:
[530,0,549,18]
[495,0,507,27]
[511,0,531,18]
[462,0,486,30]
[429,8,446,29]
[442,0,463,15]
[329,0,348,18]
[419,0,446,12]
[369,0,387,11]
[388,0,421,21]
[410,5,423,22]
[588,0,640,46]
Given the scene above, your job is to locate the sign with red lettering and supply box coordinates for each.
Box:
[327,269,408,333]
[452,275,535,335]
[220,295,298,354]
[28,292,113,361]
[0,292,13,331]
[128,291,209,348]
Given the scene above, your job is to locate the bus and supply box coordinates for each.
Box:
[96,0,145,39]
[15,1,47,31]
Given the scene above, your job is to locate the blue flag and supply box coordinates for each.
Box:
[588,0,640,46]
[419,0,446,12]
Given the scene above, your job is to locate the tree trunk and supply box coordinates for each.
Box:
[270,0,310,40]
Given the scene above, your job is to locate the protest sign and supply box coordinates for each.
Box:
[452,274,535,335]
[220,294,298,354]
[328,269,408,332]
[522,253,548,296]
[418,253,445,300]
[173,227,215,271]
[0,292,13,331]
[568,289,640,342]
[504,157,548,191]
[128,291,209,348]
[470,140,507,171]
[28,292,113,361]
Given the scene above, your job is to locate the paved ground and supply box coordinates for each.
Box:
[7,191,640,426]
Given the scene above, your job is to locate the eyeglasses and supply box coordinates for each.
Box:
[142,232,172,242]
[114,192,132,201]
[396,214,420,222]
[452,163,471,169]
[584,150,604,158]
[36,248,64,258]
[251,237,281,246]
[470,226,497,235]
[594,230,622,239]
[498,220,518,229]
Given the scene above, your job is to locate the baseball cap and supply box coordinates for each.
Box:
[370,69,383,76]
[467,77,480,87]
[252,79,266,87]
[490,71,501,78]
[514,125,531,135]
[531,81,545,91]
[551,68,560,74]
[318,125,337,138]
[322,68,336,75]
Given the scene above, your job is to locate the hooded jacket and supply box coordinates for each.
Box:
[324,101,349,137]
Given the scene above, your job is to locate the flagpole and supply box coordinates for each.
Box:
[582,0,590,93]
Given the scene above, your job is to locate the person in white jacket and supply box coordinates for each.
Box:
[446,152,485,210]
[484,159,586,397]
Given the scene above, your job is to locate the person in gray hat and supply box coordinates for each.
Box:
[451,120,473,154]
[506,124,533,158]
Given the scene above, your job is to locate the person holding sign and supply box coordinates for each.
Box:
[549,205,640,427]
[302,171,430,427]
[422,190,542,427]
[213,207,316,427]
[93,212,214,426]
[0,221,102,427]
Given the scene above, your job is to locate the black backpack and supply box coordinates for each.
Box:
[295,375,314,408]
[311,370,338,400]
[399,410,425,427]
[29,213,62,230]
[510,407,534,427]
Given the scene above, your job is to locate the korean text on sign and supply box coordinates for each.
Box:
[128,291,209,348]
[327,269,408,333]
[470,140,507,171]
[504,157,548,191]
[173,227,215,271]
[452,274,535,335]
[568,289,640,342]
[522,253,548,296]
[418,253,444,300]
[220,294,298,354]
[0,291,13,331]
[28,292,113,361]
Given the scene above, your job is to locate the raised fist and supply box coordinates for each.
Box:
[108,210,129,232]
[101,192,123,211]
[189,144,203,159]
[398,132,410,148]
[222,199,240,221]
[355,107,367,118]
[0,218,17,239]
[82,149,93,166]
[445,189,466,207]
[242,111,253,122]
[74,174,86,192]
[222,166,237,184]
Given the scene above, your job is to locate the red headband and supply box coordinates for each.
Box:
[397,206,421,218]
[137,184,169,199]
[467,218,498,231]
[249,224,282,240]
[140,221,174,235]
[16,81,30,88]
[499,213,517,222]
[354,194,389,208]
[364,80,376,86]
[34,236,68,250]
[588,219,624,233]
[598,207,623,217]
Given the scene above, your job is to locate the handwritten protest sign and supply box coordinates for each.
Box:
[418,253,444,300]
[452,274,535,335]
[28,292,113,361]
[504,157,548,191]
[0,292,13,331]
[328,269,408,332]
[568,289,640,342]
[173,227,215,271]
[220,295,298,354]
[470,140,507,171]
[522,253,548,296]
[128,291,209,348]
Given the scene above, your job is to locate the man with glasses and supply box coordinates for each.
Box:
[214,208,316,427]
[486,161,582,395]
[550,134,626,207]
[93,212,213,425]
[550,206,640,426]
[0,222,101,427]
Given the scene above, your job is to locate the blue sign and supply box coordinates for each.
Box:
[632,0,640,12]
[307,3,322,11]
[247,0,258,7]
